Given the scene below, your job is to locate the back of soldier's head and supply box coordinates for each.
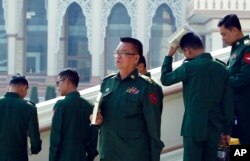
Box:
[217,14,241,31]
[180,32,204,50]
[9,74,29,88]
[58,68,79,87]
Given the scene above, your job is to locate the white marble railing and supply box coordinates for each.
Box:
[32,47,231,161]
[190,0,250,10]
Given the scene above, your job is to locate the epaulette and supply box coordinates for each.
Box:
[103,73,116,80]
[244,39,250,45]
[182,58,193,64]
[139,74,154,84]
[27,100,36,106]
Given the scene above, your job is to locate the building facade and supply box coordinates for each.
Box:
[0,0,250,97]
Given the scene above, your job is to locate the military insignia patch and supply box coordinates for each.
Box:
[244,39,250,45]
[149,93,158,105]
[126,87,139,94]
[243,53,250,64]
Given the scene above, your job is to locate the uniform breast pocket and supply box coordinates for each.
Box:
[100,91,112,110]
[122,94,141,115]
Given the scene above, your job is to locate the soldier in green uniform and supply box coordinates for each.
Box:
[96,37,164,161]
[137,55,151,77]
[218,14,250,144]
[49,69,98,161]
[161,33,234,161]
[0,74,42,161]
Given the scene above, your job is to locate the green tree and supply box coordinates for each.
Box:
[30,86,39,103]
[45,86,57,100]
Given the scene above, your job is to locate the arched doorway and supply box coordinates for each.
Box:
[149,4,177,69]
[104,3,131,75]
[65,2,91,82]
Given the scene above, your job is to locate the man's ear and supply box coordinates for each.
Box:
[64,79,69,86]
[135,55,140,64]
[183,47,192,57]
[231,27,239,36]
[21,85,28,92]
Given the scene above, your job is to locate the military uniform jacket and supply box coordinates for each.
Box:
[49,91,98,161]
[0,92,42,161]
[161,53,234,139]
[227,35,250,142]
[99,69,164,161]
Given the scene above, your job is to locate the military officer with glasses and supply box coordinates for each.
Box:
[49,68,98,161]
[94,37,164,161]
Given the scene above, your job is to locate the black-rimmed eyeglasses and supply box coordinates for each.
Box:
[56,79,65,86]
[113,50,138,57]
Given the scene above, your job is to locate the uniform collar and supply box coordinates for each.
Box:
[116,69,139,81]
[196,53,212,59]
[145,72,151,78]
[185,53,212,62]
[4,92,21,98]
[232,35,250,47]
[65,91,80,98]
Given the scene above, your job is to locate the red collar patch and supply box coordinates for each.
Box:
[243,53,250,64]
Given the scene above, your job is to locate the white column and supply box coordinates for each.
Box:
[7,0,17,75]
[91,1,102,78]
[136,0,148,55]
[47,0,58,76]
[205,19,224,51]
[210,32,223,51]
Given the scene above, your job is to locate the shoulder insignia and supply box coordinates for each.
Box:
[139,74,154,84]
[244,39,250,45]
[103,73,116,80]
[182,58,193,64]
[27,100,36,106]
[243,53,250,64]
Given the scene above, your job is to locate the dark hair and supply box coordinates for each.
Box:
[9,73,29,87]
[217,14,241,31]
[180,32,204,50]
[120,37,143,56]
[138,55,146,68]
[58,68,79,87]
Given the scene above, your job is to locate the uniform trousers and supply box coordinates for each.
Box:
[183,124,221,161]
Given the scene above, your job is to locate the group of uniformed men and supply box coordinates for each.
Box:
[0,14,249,161]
